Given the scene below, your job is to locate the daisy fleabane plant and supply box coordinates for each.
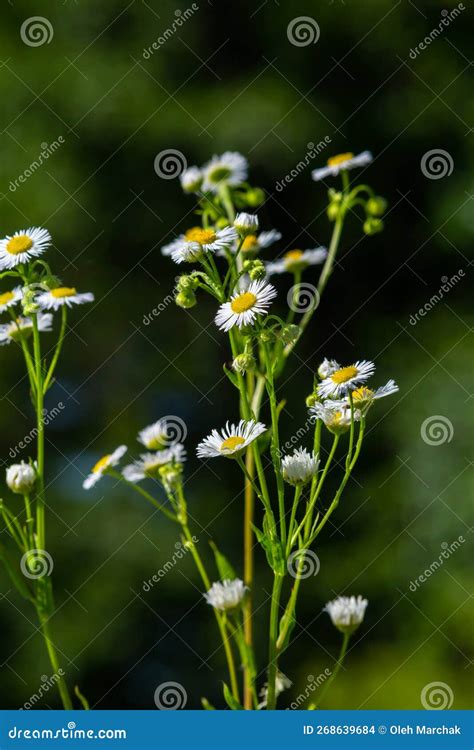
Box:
[0,226,94,710]
[92,148,397,710]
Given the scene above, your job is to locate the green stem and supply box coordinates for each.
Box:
[43,306,67,392]
[266,574,284,709]
[32,316,45,549]
[309,631,351,710]
[37,611,73,710]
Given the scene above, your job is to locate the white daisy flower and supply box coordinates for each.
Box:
[312,151,373,182]
[138,418,183,451]
[201,151,248,193]
[83,445,127,490]
[317,358,340,379]
[225,229,281,259]
[0,313,53,346]
[310,401,360,435]
[35,286,94,311]
[258,672,293,709]
[0,286,23,314]
[180,166,202,193]
[215,279,277,332]
[122,445,186,483]
[234,212,259,236]
[335,379,399,409]
[318,360,375,399]
[266,247,327,276]
[0,227,51,269]
[204,579,246,611]
[281,447,319,487]
[325,595,368,633]
[197,419,267,459]
[162,225,238,264]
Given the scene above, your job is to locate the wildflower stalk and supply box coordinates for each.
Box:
[266,573,284,710]
[308,631,351,710]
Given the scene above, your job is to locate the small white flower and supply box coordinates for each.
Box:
[180,166,202,193]
[0,227,52,269]
[35,286,94,311]
[281,447,319,486]
[0,313,53,346]
[162,225,238,264]
[334,379,399,409]
[317,358,340,379]
[266,247,327,276]
[201,151,248,193]
[197,419,267,459]
[204,579,246,610]
[0,286,23,314]
[83,445,127,490]
[310,401,360,434]
[234,212,259,236]
[312,151,373,182]
[215,279,277,332]
[318,360,375,399]
[325,595,368,633]
[137,418,178,450]
[122,445,186,483]
[6,461,36,494]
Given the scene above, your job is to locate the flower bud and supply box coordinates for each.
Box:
[305,392,319,408]
[175,290,197,309]
[159,463,183,492]
[248,260,266,281]
[366,196,387,217]
[234,212,259,236]
[232,352,255,375]
[215,217,230,230]
[280,324,300,345]
[6,462,36,494]
[244,188,265,208]
[327,203,341,221]
[180,166,202,193]
[363,217,384,235]
[176,274,198,293]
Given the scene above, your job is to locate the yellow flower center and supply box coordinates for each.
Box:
[331,365,358,384]
[241,235,258,252]
[327,152,353,167]
[0,291,15,306]
[92,454,111,473]
[147,435,167,451]
[220,436,245,452]
[352,386,374,401]
[6,235,33,255]
[185,227,217,245]
[51,287,76,298]
[284,249,304,261]
[231,292,257,314]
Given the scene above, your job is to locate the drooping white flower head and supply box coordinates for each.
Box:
[318,360,375,399]
[317,358,340,379]
[312,151,373,182]
[0,313,53,346]
[204,579,246,611]
[122,444,186,483]
[234,212,259,236]
[281,447,319,487]
[197,419,267,459]
[0,287,23,314]
[215,279,277,332]
[0,227,52,269]
[310,401,360,435]
[180,166,203,193]
[201,151,248,193]
[6,461,36,494]
[35,287,94,311]
[325,595,368,633]
[266,247,327,276]
[83,445,127,490]
[162,225,238,264]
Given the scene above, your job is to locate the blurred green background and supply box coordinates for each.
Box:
[0,0,472,710]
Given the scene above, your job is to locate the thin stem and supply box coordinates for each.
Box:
[43,306,67,392]
[110,470,179,524]
[266,574,284,709]
[37,612,73,710]
[263,344,286,545]
[309,631,351,710]
[32,316,45,549]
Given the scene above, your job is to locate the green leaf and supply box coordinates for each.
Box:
[0,545,34,602]
[74,685,90,710]
[209,541,237,581]
[223,363,238,388]
[222,682,243,710]
[276,603,296,653]
[201,697,215,710]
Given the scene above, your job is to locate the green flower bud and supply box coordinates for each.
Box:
[247,260,266,280]
[305,393,319,408]
[366,196,387,217]
[363,217,384,235]
[328,189,343,204]
[175,290,197,309]
[244,187,265,208]
[280,324,300,345]
[327,203,341,221]
[232,352,255,374]
[216,217,230,230]
[176,274,199,292]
